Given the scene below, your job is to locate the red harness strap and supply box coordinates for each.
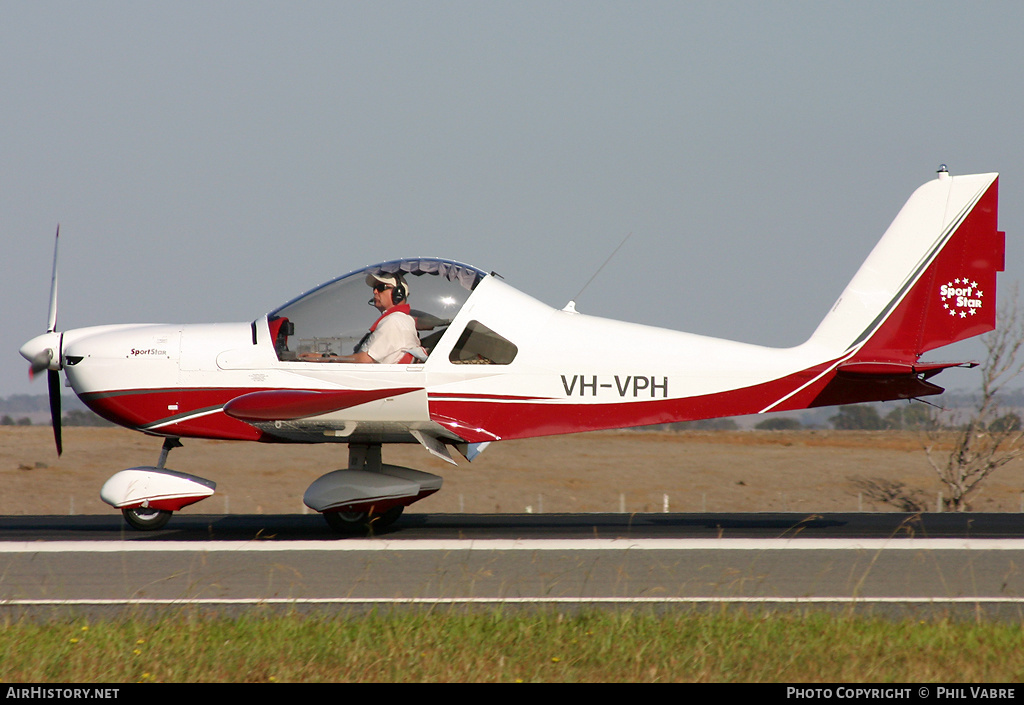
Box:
[368,303,412,332]
[368,304,420,363]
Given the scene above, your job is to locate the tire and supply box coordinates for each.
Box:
[122,506,173,531]
[323,510,369,532]
[374,505,404,528]
[323,505,404,534]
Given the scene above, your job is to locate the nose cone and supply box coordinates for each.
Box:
[20,331,62,374]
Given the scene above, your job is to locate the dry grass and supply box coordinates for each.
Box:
[1,426,1022,517]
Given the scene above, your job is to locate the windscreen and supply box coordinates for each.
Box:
[268,259,486,361]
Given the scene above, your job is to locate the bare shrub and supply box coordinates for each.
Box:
[849,475,926,512]
[925,291,1024,511]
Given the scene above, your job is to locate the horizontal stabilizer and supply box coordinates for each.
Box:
[808,360,975,408]
[836,360,977,377]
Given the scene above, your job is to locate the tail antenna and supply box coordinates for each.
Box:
[565,232,632,312]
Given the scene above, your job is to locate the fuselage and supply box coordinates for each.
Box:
[54,273,834,446]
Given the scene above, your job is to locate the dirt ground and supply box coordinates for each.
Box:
[2,426,1023,517]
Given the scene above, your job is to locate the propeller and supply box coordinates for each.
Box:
[48,365,62,456]
[20,226,64,455]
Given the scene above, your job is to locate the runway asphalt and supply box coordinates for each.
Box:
[3,512,1024,619]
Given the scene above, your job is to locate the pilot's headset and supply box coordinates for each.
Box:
[390,274,408,304]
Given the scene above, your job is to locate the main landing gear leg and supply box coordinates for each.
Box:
[120,437,182,531]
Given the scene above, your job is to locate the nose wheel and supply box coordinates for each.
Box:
[105,438,216,531]
[121,506,173,531]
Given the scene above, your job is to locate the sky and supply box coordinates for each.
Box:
[3,1,1024,397]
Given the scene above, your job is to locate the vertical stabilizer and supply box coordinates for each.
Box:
[809,170,1003,365]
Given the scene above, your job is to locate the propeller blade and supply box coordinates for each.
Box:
[47,225,60,333]
[23,226,66,456]
[48,369,62,456]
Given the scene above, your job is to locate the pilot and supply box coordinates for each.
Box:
[299,272,427,364]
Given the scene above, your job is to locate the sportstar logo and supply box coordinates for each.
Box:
[130,348,168,356]
[939,278,984,319]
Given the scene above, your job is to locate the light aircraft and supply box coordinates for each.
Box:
[20,168,1004,532]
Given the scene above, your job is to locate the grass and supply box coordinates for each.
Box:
[1,608,1023,682]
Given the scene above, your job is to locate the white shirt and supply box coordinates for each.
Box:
[362,310,424,364]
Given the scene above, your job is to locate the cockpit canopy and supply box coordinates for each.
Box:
[267,258,487,361]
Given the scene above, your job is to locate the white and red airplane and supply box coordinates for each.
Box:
[20,168,1004,532]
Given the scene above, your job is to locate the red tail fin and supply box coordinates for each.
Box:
[793,171,1003,409]
[855,174,1003,363]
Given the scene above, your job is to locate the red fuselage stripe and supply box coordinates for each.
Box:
[428,359,844,442]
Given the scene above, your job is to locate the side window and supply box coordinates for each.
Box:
[449,321,518,365]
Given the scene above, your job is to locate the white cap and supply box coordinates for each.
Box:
[365,271,409,296]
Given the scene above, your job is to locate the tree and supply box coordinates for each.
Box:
[884,403,939,431]
[925,292,1024,511]
[989,413,1022,433]
[754,417,802,431]
[829,405,885,430]
[62,409,115,427]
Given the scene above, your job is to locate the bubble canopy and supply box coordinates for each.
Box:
[266,259,487,361]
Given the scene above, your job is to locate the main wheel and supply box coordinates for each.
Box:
[122,506,173,531]
[323,509,369,532]
[323,506,404,534]
[374,505,404,528]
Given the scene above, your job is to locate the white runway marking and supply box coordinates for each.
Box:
[3,538,1024,552]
